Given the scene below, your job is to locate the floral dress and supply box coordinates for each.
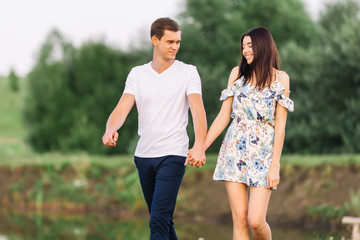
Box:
[213,72,294,188]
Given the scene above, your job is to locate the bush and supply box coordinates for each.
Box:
[24,29,144,154]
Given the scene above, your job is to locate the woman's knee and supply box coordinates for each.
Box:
[232,211,248,228]
[247,216,266,231]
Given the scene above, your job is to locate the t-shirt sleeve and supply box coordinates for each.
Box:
[123,70,135,95]
[186,66,202,96]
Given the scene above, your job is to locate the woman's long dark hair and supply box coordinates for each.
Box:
[237,26,280,88]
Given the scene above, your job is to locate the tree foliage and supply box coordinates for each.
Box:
[272,0,360,153]
[8,68,20,92]
[312,0,360,152]
[24,0,360,154]
[177,0,317,152]
[24,29,145,154]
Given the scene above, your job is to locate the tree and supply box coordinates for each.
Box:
[24,29,145,154]
[314,0,360,152]
[24,0,360,154]
[24,29,75,151]
[177,0,317,152]
[279,40,322,153]
[64,41,140,154]
[282,0,360,153]
[8,68,20,92]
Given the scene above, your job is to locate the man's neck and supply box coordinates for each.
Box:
[151,58,175,74]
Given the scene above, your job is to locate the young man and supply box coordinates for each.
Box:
[102,17,207,240]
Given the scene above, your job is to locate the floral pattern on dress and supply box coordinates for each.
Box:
[213,72,294,188]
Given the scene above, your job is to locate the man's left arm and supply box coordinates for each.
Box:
[186,93,207,167]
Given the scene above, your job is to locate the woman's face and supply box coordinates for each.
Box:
[242,36,253,64]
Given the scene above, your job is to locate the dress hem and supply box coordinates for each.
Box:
[212,177,277,190]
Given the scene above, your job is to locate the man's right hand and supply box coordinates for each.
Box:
[102,130,118,147]
[185,149,205,168]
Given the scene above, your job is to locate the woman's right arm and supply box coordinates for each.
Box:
[204,66,239,150]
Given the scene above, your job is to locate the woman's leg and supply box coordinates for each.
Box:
[248,187,272,240]
[225,181,250,240]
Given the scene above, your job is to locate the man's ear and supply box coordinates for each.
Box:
[151,35,159,47]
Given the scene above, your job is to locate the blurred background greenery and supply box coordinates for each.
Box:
[2,0,359,155]
[1,0,360,239]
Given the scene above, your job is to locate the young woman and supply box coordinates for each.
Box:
[188,26,294,239]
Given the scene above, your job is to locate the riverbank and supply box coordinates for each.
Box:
[179,160,360,232]
[1,154,359,233]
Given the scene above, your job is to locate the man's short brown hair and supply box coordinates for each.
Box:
[150,17,181,40]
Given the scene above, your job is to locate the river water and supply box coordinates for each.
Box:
[0,211,349,240]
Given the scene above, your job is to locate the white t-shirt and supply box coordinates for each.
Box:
[123,60,202,158]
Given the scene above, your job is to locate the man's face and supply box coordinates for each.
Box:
[153,30,181,61]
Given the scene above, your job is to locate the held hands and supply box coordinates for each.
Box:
[267,164,280,189]
[102,130,118,147]
[184,147,206,168]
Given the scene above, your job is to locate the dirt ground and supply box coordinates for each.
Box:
[0,163,359,229]
[176,163,360,228]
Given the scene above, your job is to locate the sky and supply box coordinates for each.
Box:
[0,0,325,76]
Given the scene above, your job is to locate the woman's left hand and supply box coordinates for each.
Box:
[267,164,280,189]
[185,149,204,168]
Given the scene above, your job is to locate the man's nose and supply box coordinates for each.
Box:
[172,43,179,49]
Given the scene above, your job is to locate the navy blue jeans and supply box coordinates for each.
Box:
[134,155,186,240]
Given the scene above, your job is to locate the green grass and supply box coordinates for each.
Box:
[0,76,26,138]
[280,154,360,166]
[0,149,135,168]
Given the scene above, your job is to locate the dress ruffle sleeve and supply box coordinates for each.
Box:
[271,81,294,112]
[220,85,235,101]
[220,79,240,101]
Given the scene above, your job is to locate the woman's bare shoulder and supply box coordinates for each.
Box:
[227,66,240,87]
[277,70,290,89]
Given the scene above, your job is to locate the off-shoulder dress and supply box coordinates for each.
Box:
[213,72,294,188]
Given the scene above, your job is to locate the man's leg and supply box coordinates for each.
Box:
[150,155,186,240]
[134,156,156,213]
